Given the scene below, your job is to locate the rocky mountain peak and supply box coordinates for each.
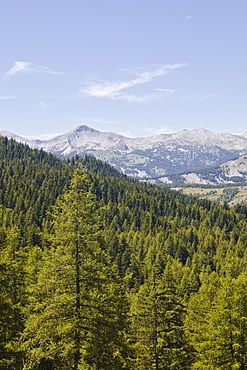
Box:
[73,125,98,134]
[2,126,247,180]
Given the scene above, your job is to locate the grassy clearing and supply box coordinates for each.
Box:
[173,185,247,205]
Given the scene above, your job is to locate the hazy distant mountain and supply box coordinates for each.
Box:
[2,125,247,179]
[154,154,247,185]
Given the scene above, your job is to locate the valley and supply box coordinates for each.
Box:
[2,1,246,368]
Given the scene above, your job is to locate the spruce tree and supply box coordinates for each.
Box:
[21,170,130,370]
[187,273,247,369]
[131,263,191,370]
[0,219,25,369]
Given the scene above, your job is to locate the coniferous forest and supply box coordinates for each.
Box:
[2,136,247,369]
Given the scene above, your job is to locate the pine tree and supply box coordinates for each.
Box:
[0,219,25,369]
[21,170,130,370]
[187,273,247,369]
[131,263,192,370]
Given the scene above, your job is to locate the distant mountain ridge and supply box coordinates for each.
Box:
[1,125,247,180]
[154,154,247,185]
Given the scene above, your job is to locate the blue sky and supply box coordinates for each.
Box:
[0,0,246,138]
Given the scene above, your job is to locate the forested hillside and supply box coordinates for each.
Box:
[1,136,247,369]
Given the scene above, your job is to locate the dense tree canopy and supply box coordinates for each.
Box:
[1,137,247,369]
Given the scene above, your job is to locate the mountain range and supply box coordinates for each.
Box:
[155,154,247,185]
[1,125,247,183]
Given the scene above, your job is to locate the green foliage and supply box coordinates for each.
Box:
[186,273,247,369]
[2,137,247,369]
[131,264,192,369]
[0,211,25,369]
[21,170,130,370]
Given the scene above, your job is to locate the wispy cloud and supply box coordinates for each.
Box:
[80,64,185,103]
[35,102,49,109]
[25,132,64,140]
[186,93,219,102]
[186,16,192,20]
[156,88,178,93]
[144,125,174,135]
[6,61,63,77]
[0,95,16,100]
[86,117,121,126]
[114,92,163,103]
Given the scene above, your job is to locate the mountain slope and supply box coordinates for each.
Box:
[152,154,247,185]
[3,136,247,368]
[2,125,247,178]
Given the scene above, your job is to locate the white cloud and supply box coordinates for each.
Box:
[118,130,136,138]
[144,125,174,135]
[35,102,49,109]
[6,61,63,77]
[186,16,192,20]
[156,88,178,93]
[26,132,64,140]
[80,64,185,102]
[114,92,162,103]
[79,116,121,127]
[0,95,16,100]
[6,61,31,76]
[106,89,177,104]
[200,93,219,101]
[186,93,219,102]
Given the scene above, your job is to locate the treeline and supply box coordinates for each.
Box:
[1,137,247,369]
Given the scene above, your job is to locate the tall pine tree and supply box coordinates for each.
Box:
[21,170,130,370]
[131,262,191,370]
